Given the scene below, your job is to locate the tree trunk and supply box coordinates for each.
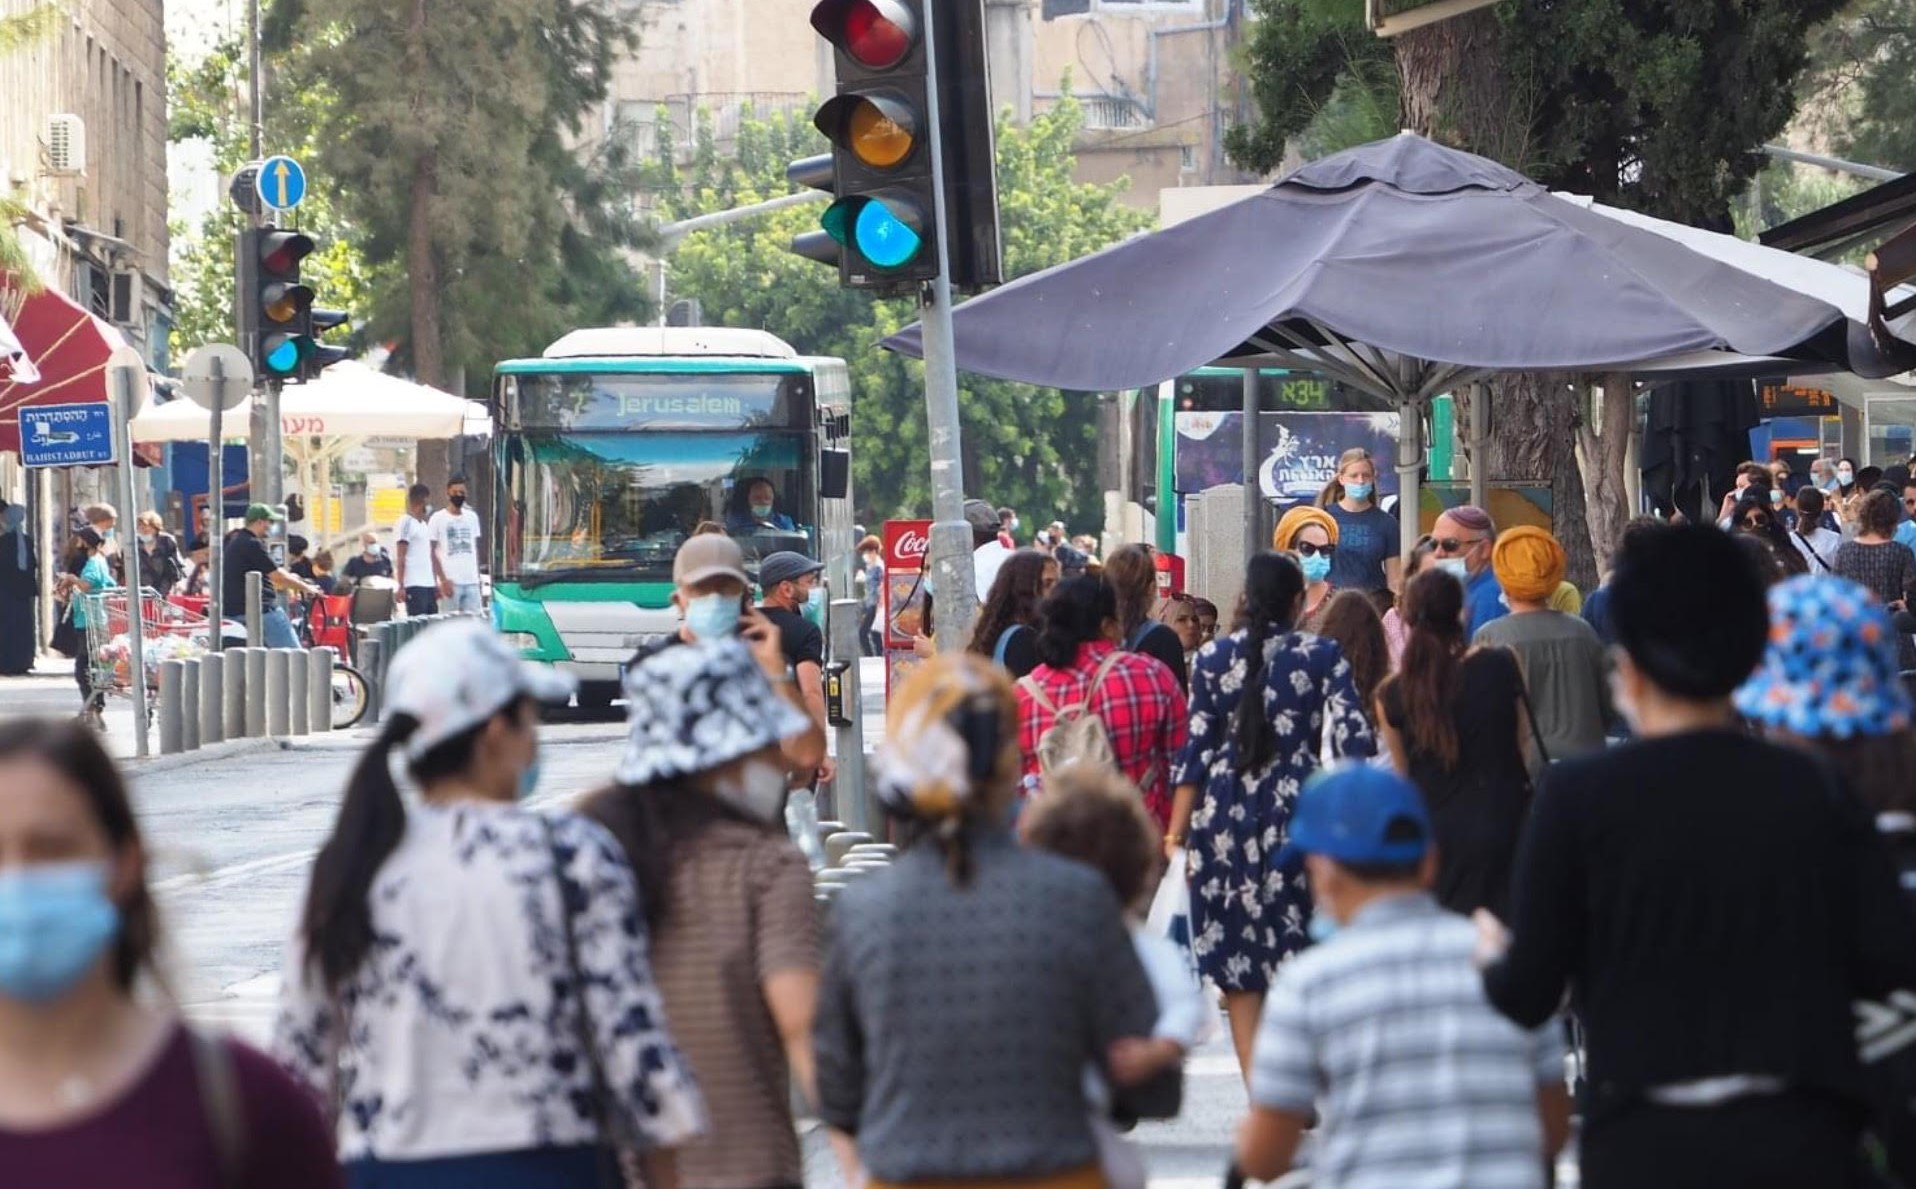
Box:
[1576,374,1635,579]
[1393,10,1592,588]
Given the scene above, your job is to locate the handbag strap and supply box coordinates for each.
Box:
[187,1028,246,1189]
[1795,530,1832,573]
[1503,647,1552,766]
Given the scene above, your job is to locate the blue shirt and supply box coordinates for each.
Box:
[1325,504,1398,592]
[1896,521,1916,554]
[1466,565,1508,635]
[727,510,797,534]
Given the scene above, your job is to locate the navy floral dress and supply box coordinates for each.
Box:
[1173,629,1375,993]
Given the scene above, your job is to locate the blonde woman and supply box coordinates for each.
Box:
[1315,447,1401,597]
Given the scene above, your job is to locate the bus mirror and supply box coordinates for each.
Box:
[820,448,851,499]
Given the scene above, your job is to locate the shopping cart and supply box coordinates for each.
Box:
[79,588,213,716]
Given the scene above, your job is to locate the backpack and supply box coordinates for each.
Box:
[1020,650,1128,777]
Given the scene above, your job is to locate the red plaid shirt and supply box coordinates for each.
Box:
[1016,641,1190,827]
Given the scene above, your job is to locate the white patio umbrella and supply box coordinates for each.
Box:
[129,360,487,442]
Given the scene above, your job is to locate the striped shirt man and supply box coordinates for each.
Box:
[1250,892,1564,1189]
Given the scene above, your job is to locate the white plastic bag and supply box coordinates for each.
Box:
[1146,847,1190,937]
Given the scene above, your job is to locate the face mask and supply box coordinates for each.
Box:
[1435,557,1470,581]
[137,533,155,547]
[364,547,380,559]
[450,494,467,510]
[1008,518,1020,534]
[803,585,828,627]
[750,503,774,520]
[101,528,116,542]
[1770,489,1785,506]
[1346,482,1374,502]
[518,754,543,801]
[715,759,789,824]
[0,862,121,1004]
[1299,552,1332,583]
[1838,469,1855,487]
[685,592,740,641]
[1307,911,1338,945]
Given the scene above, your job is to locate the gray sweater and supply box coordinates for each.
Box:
[814,826,1173,1180]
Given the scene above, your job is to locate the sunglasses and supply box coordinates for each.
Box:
[1741,515,1773,530]
[1433,536,1483,555]
[1294,541,1337,558]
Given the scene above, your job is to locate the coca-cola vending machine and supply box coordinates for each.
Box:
[881,519,932,699]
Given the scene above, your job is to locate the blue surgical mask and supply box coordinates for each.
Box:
[803,584,828,627]
[1435,557,1470,581]
[1300,552,1332,584]
[518,755,543,801]
[0,862,121,1003]
[750,503,774,520]
[1307,911,1338,944]
[685,592,740,641]
[1770,488,1785,506]
[1346,482,1374,502]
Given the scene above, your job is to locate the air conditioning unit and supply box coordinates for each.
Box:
[45,114,85,176]
[110,269,143,327]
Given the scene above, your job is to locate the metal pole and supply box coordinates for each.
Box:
[1469,381,1489,512]
[201,650,224,745]
[208,357,226,652]
[157,660,184,754]
[181,658,201,751]
[1398,396,1422,563]
[917,4,978,652]
[289,648,310,735]
[828,598,867,833]
[111,366,150,758]
[265,648,290,736]
[1242,367,1261,560]
[248,0,262,160]
[246,571,263,647]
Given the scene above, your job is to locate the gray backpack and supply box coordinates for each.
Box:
[1019,650,1127,779]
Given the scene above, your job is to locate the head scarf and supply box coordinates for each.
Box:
[1491,526,1566,602]
[874,654,1016,825]
[2,505,25,570]
[1273,505,1339,552]
[1548,580,1582,615]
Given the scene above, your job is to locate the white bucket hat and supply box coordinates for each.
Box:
[384,620,576,761]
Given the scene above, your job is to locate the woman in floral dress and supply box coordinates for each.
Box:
[1164,552,1376,1078]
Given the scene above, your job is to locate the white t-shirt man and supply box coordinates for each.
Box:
[429,506,484,586]
[395,512,437,589]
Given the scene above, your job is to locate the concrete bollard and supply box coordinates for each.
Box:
[361,635,385,724]
[265,649,291,736]
[244,648,268,738]
[200,655,223,746]
[181,659,201,751]
[289,650,311,736]
[223,649,247,740]
[157,661,185,755]
[308,646,335,733]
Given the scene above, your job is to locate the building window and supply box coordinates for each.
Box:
[1080,94,1151,131]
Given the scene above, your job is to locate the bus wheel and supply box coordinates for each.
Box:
[575,681,619,712]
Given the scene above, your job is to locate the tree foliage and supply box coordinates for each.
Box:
[656,94,1153,528]
[1801,0,1916,173]
[263,0,650,391]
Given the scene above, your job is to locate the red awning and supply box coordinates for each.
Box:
[0,272,125,454]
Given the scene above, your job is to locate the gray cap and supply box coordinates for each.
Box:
[962,499,999,534]
[758,551,825,589]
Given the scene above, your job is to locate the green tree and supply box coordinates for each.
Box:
[658,95,1153,528]
[1801,0,1916,173]
[1,3,63,284]
[263,0,650,394]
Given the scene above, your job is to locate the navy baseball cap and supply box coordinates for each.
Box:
[1280,764,1432,869]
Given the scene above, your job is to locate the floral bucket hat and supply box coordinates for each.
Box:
[616,637,811,786]
[1735,575,1913,740]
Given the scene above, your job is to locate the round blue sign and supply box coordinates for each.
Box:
[256,155,308,211]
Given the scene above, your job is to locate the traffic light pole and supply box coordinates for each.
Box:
[915,2,978,653]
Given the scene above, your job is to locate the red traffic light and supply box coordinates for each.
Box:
[258,229,316,276]
[811,0,915,69]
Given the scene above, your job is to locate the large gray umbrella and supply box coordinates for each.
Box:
[885,133,1915,556]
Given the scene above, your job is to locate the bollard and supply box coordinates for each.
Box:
[223,649,247,740]
[181,659,201,751]
[157,661,185,755]
[308,646,335,733]
[244,648,268,738]
[245,573,263,648]
[289,650,310,736]
[361,635,385,724]
[200,655,223,746]
[265,649,291,736]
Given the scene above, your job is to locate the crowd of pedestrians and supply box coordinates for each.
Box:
[11,452,1916,1189]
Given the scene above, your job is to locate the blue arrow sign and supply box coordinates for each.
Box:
[256,154,308,211]
[20,403,116,468]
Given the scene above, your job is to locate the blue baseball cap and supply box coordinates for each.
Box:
[1280,764,1432,869]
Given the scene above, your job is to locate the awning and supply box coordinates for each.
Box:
[130,359,489,443]
[0,273,126,453]
[0,309,35,385]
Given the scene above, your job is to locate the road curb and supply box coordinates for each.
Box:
[126,737,283,772]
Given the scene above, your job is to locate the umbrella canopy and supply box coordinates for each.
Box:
[884,133,1914,396]
[0,273,127,453]
[131,360,487,443]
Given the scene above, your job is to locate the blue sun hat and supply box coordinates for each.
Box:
[1734,575,1912,739]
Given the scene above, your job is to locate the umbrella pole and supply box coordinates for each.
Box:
[1398,395,1423,564]
[1469,381,1489,511]
[1242,367,1262,558]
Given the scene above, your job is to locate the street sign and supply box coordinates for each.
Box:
[229,162,263,215]
[181,343,255,411]
[21,402,115,468]
[256,154,308,212]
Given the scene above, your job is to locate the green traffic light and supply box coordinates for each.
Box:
[853,199,923,268]
[821,200,853,246]
[264,336,302,375]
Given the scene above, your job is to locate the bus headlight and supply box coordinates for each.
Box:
[498,631,543,654]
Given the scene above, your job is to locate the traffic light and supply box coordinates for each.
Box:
[792,0,1001,292]
[242,226,350,383]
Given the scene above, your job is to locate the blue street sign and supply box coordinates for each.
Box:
[256,154,308,211]
[20,402,116,468]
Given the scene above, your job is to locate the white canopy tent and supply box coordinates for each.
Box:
[131,361,491,549]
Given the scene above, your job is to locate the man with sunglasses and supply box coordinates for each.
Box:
[1431,505,1507,636]
[1896,478,1916,555]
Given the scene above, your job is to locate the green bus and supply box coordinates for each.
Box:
[490,327,854,708]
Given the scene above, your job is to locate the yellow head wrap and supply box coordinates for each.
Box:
[1491,526,1566,603]
[874,654,1018,822]
[1273,505,1339,552]
[1548,580,1583,615]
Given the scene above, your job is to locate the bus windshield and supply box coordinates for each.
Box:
[499,430,816,583]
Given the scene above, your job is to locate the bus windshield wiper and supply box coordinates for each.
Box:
[515,561,658,589]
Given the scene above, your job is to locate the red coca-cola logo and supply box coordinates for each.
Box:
[883,519,932,571]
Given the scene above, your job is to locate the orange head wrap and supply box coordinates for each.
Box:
[1273,505,1339,552]
[1491,526,1566,603]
